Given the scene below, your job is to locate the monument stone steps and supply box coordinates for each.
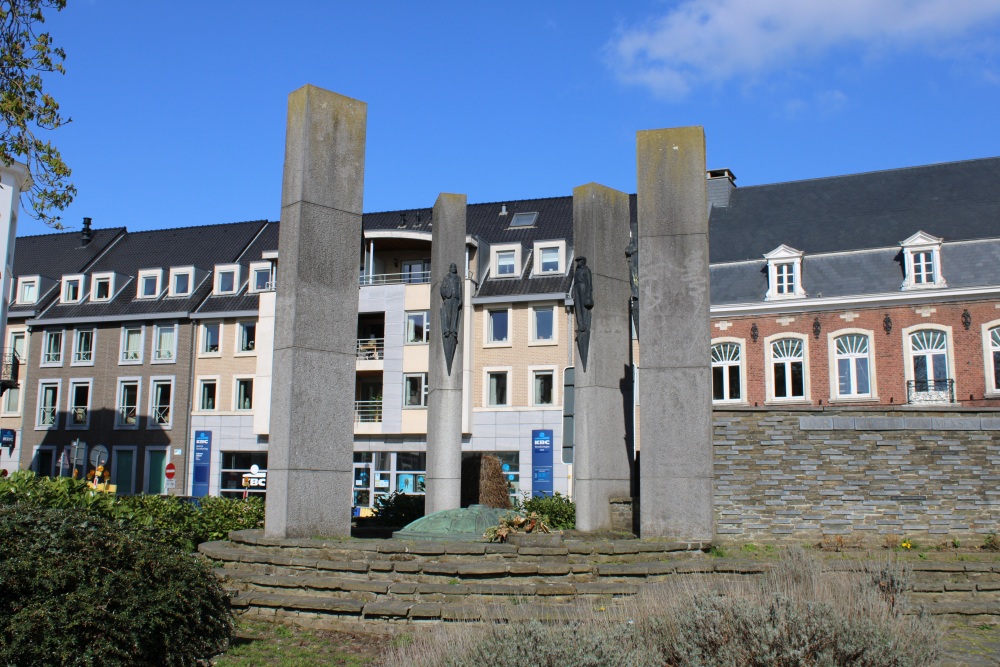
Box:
[200,532,1000,625]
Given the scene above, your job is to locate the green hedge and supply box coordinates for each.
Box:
[0,471,264,551]
[514,492,576,530]
[0,507,232,667]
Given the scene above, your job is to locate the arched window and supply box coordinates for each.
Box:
[909,329,948,392]
[834,334,871,398]
[711,342,742,402]
[988,326,1000,391]
[771,338,804,399]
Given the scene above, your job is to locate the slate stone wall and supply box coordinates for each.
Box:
[713,409,1000,544]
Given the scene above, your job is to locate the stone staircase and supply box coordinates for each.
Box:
[199,530,1000,627]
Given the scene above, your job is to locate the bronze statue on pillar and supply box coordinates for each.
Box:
[440,262,462,375]
[572,256,594,371]
[626,218,639,338]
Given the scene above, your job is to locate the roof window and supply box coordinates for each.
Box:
[509,212,538,228]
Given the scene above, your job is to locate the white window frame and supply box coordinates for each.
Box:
[168,266,195,297]
[827,329,877,402]
[235,320,257,356]
[2,329,26,416]
[763,245,806,301]
[16,276,38,305]
[532,240,567,276]
[764,332,810,404]
[136,269,162,299]
[143,446,169,495]
[35,379,61,430]
[214,263,241,295]
[71,328,96,367]
[405,311,430,344]
[40,330,64,367]
[61,274,85,304]
[66,378,93,430]
[152,323,177,364]
[199,321,222,357]
[711,338,746,405]
[490,244,522,278]
[484,305,513,347]
[528,365,559,407]
[902,323,955,399]
[483,366,512,408]
[196,376,220,412]
[900,231,946,290]
[248,261,274,293]
[233,376,254,411]
[149,376,175,429]
[402,373,428,408]
[115,377,142,430]
[119,325,145,365]
[111,446,138,495]
[983,320,1000,398]
[529,303,558,345]
[90,272,115,302]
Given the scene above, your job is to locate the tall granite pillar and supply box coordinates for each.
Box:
[636,127,714,541]
[572,183,634,531]
[264,85,367,538]
[425,193,467,514]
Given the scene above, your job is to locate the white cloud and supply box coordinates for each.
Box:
[607,0,1000,98]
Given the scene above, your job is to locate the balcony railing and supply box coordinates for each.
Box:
[117,406,137,426]
[359,271,430,286]
[152,406,170,425]
[0,351,19,395]
[354,400,382,423]
[356,338,384,360]
[906,379,955,404]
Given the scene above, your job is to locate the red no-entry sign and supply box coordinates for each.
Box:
[164,463,176,480]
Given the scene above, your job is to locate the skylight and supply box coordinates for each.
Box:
[509,212,538,227]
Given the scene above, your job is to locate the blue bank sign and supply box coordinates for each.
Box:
[192,431,212,497]
[531,429,554,497]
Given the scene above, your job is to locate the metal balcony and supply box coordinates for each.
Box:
[359,271,430,286]
[0,351,19,396]
[354,400,382,423]
[356,338,385,360]
[906,379,955,404]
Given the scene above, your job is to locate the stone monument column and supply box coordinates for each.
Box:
[636,127,714,541]
[264,85,367,538]
[572,183,634,531]
[425,193,467,514]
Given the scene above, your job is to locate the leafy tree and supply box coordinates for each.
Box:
[0,0,74,227]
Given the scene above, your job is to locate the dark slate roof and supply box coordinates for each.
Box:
[194,221,279,316]
[709,239,1000,305]
[8,227,126,317]
[708,157,1000,263]
[12,226,126,280]
[34,220,268,322]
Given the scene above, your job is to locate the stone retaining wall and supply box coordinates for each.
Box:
[713,409,1000,544]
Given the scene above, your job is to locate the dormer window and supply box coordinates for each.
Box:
[533,240,567,275]
[249,261,274,293]
[137,269,162,299]
[214,264,240,295]
[90,272,114,302]
[17,277,38,305]
[900,231,946,290]
[62,275,84,304]
[491,244,521,279]
[764,245,806,301]
[509,212,538,227]
[169,266,195,297]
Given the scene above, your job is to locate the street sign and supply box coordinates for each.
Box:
[89,444,108,469]
[164,462,176,480]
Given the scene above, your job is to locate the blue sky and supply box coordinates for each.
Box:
[20,0,1000,236]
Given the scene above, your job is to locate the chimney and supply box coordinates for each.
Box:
[706,169,736,211]
[81,217,93,245]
